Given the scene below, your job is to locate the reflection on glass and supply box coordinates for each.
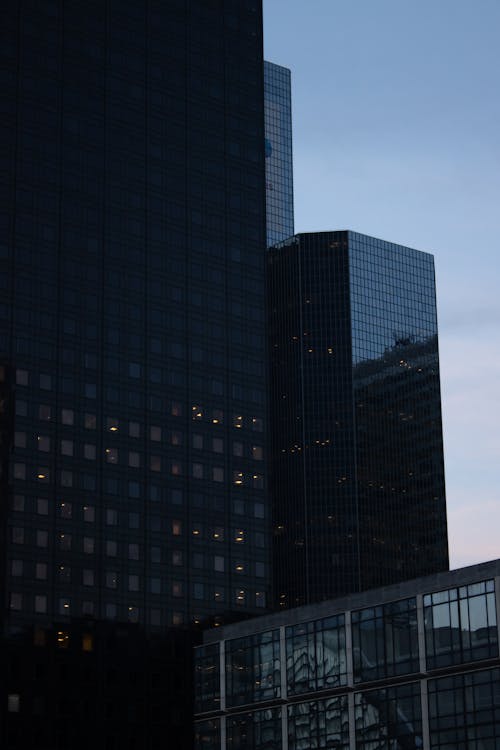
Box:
[428,668,500,749]
[288,696,349,750]
[352,598,419,683]
[355,682,423,749]
[226,708,281,750]
[286,614,347,695]
[226,631,281,707]
[424,579,498,669]
[194,643,220,714]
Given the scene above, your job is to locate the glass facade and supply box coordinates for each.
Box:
[264,61,294,247]
[195,568,500,750]
[352,598,419,683]
[286,614,347,695]
[424,580,498,670]
[268,231,448,607]
[226,630,281,707]
[0,0,269,638]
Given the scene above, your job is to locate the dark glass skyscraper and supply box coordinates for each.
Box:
[1,2,269,747]
[268,231,449,608]
[264,61,294,247]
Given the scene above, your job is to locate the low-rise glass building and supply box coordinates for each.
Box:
[194,559,500,749]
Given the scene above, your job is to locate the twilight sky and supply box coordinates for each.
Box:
[263,0,500,569]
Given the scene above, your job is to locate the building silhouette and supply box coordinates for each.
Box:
[1,1,270,747]
[268,231,448,608]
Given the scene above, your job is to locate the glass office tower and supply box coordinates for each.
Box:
[264,61,294,247]
[1,2,268,747]
[268,231,448,608]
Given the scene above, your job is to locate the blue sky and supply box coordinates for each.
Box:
[263,0,500,569]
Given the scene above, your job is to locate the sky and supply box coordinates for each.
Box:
[263,0,500,570]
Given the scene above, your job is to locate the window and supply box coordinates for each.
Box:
[150,455,161,472]
[214,556,225,572]
[192,434,203,450]
[61,440,73,456]
[61,409,74,425]
[172,551,183,566]
[128,575,140,592]
[105,447,118,464]
[172,520,182,536]
[252,445,263,460]
[212,438,223,453]
[11,560,23,577]
[171,430,183,446]
[35,562,47,580]
[105,571,118,589]
[129,451,140,467]
[193,463,204,479]
[12,495,24,512]
[36,498,48,515]
[36,530,48,548]
[128,543,139,560]
[213,467,224,482]
[84,413,96,429]
[58,502,72,519]
[83,505,95,523]
[58,533,72,551]
[14,431,26,448]
[150,426,161,441]
[129,421,140,437]
[16,369,28,386]
[84,444,96,460]
[39,404,51,421]
[83,570,95,586]
[12,527,24,544]
[8,694,20,713]
[106,540,117,557]
[83,537,95,554]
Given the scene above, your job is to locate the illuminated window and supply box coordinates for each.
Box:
[235,590,246,605]
[192,405,203,420]
[171,401,183,417]
[233,471,244,486]
[212,409,224,425]
[105,447,118,464]
[37,467,49,482]
[212,527,224,541]
[82,634,93,652]
[192,525,202,537]
[56,630,70,648]
[172,520,182,536]
[59,501,72,519]
[128,606,139,623]
[171,430,183,446]
[171,461,182,476]
[59,599,71,615]
[172,582,183,597]
[106,417,119,432]
[256,591,266,608]
[234,530,245,543]
[235,562,245,573]
[172,612,184,625]
[233,414,243,429]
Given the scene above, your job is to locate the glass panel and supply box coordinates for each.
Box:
[226,631,281,707]
[355,682,422,749]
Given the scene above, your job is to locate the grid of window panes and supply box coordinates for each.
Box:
[351,598,419,683]
[348,231,448,590]
[354,682,423,749]
[194,643,220,714]
[194,719,221,750]
[226,709,282,750]
[285,613,347,695]
[268,233,360,608]
[424,579,498,670]
[264,61,294,248]
[428,668,500,750]
[0,0,269,632]
[225,630,281,708]
[288,696,349,750]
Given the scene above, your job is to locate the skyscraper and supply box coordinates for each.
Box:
[1,1,269,746]
[268,231,448,608]
[264,61,294,247]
